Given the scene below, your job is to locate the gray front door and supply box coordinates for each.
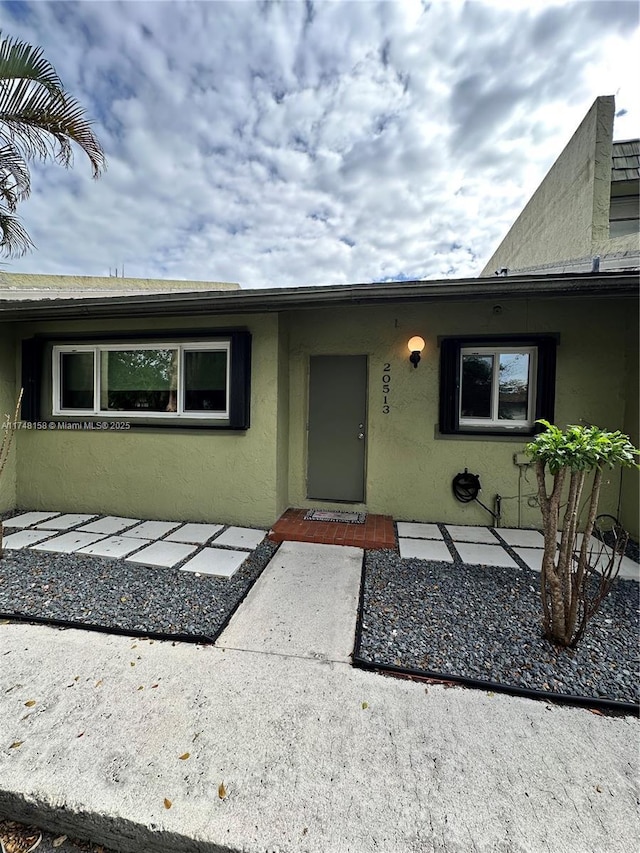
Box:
[307,355,367,502]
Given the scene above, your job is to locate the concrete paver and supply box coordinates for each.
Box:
[34,514,97,531]
[213,526,266,550]
[123,521,182,540]
[514,546,544,572]
[77,536,152,559]
[31,532,106,554]
[76,517,141,535]
[496,527,545,548]
[396,521,442,539]
[399,537,452,561]
[2,512,60,528]
[180,547,248,578]
[445,524,498,543]
[125,541,198,569]
[454,541,520,568]
[164,523,224,544]
[1,530,53,550]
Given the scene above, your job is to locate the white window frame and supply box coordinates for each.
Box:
[459,345,537,430]
[52,342,230,419]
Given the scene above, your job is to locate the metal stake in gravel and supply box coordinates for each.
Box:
[0,389,23,560]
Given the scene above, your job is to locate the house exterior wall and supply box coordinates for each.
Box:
[620,312,639,538]
[0,324,17,513]
[481,96,638,276]
[285,296,632,530]
[13,313,281,528]
[275,317,290,519]
[4,293,636,534]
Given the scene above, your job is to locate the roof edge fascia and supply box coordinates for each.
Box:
[0,271,637,322]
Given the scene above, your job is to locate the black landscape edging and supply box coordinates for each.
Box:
[213,539,281,640]
[351,654,640,715]
[353,549,639,716]
[0,611,215,644]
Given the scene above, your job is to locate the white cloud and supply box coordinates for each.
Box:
[0,0,637,287]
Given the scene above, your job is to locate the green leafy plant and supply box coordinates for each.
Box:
[526,420,639,647]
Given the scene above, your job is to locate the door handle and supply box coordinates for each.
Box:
[358,432,365,440]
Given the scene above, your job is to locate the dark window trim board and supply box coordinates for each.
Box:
[21,328,252,431]
[438,334,557,437]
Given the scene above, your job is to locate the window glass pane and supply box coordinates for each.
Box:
[60,352,94,410]
[100,349,178,412]
[184,350,227,412]
[461,354,493,418]
[498,352,529,421]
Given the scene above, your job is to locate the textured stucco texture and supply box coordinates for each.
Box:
[7,291,639,536]
[0,323,16,512]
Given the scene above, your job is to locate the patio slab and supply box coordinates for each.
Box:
[77,536,152,559]
[399,538,452,562]
[445,525,498,544]
[515,547,640,581]
[31,532,107,554]
[496,528,544,548]
[396,522,442,540]
[513,547,544,572]
[1,530,53,550]
[213,526,266,550]
[123,521,182,540]
[125,542,198,569]
[34,514,97,531]
[454,542,520,568]
[76,517,141,535]
[2,511,60,528]
[164,523,224,544]
[180,548,248,578]
[617,555,640,581]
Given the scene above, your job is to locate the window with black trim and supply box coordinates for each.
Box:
[53,342,230,419]
[21,329,251,430]
[439,335,556,436]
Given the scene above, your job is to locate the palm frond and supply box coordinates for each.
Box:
[0,31,105,257]
[0,143,31,209]
[0,31,64,96]
[0,84,105,176]
[0,205,35,257]
[0,32,105,176]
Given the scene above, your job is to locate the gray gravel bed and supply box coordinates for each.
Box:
[357,542,639,707]
[0,536,278,641]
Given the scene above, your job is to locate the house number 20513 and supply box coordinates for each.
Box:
[382,363,391,413]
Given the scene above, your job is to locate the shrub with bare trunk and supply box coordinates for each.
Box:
[0,389,23,558]
[525,420,638,647]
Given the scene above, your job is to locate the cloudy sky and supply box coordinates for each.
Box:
[0,0,638,288]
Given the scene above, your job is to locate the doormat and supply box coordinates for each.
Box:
[304,510,367,524]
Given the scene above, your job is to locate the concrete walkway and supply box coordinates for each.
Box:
[0,543,638,853]
[217,540,362,661]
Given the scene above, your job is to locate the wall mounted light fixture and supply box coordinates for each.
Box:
[407,335,426,368]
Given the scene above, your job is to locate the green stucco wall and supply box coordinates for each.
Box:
[285,296,632,529]
[620,311,639,538]
[4,293,637,533]
[14,313,281,528]
[0,323,17,513]
[275,317,290,519]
